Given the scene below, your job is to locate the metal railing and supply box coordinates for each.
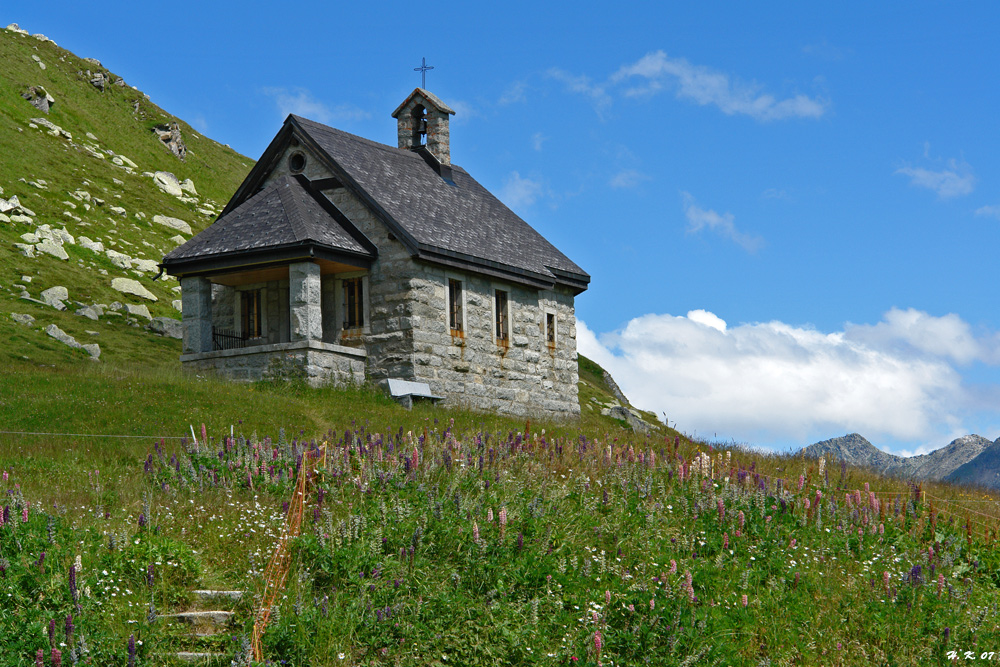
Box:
[212,327,248,351]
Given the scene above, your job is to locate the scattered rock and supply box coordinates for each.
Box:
[105,249,132,269]
[152,171,184,197]
[111,277,157,302]
[86,132,99,141]
[152,214,192,235]
[179,178,198,195]
[14,243,35,257]
[132,259,159,273]
[30,117,72,140]
[6,23,28,35]
[78,236,105,253]
[168,234,187,246]
[153,122,187,160]
[76,306,100,321]
[82,343,101,360]
[109,205,126,216]
[21,85,55,113]
[600,405,653,433]
[31,55,46,70]
[40,286,69,310]
[89,72,107,92]
[45,323,81,349]
[83,57,101,67]
[10,313,35,326]
[70,189,92,202]
[148,316,182,338]
[125,303,152,320]
[172,299,183,312]
[36,240,69,260]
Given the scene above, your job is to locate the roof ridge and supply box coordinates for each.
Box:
[290,115,469,174]
[276,176,310,242]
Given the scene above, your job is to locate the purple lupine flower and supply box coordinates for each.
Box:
[65,614,74,646]
[68,565,77,602]
[147,563,155,588]
[138,513,146,529]
[943,627,950,642]
[48,618,56,648]
[35,649,43,667]
[51,649,61,667]
[128,633,136,667]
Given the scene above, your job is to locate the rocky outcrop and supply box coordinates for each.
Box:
[154,122,187,160]
[21,86,55,113]
[111,277,157,302]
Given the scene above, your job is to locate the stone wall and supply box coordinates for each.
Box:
[180,340,366,387]
[260,138,581,418]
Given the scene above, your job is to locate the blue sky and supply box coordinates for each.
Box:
[8,2,1000,454]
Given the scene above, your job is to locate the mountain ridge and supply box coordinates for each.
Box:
[801,432,1000,489]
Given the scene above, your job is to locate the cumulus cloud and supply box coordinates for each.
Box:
[578,308,1000,447]
[531,132,547,151]
[895,158,975,199]
[682,192,764,252]
[260,87,369,124]
[501,171,544,208]
[611,51,828,121]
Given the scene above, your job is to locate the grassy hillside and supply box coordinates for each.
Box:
[0,26,248,369]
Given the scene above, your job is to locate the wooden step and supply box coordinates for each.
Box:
[161,611,235,635]
[174,652,227,664]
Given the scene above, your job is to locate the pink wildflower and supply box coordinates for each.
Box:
[883,570,891,593]
[723,533,729,550]
[928,545,934,563]
[864,482,870,494]
[499,507,507,539]
[22,507,28,522]
[790,538,796,548]
[487,508,494,523]
[738,511,745,531]
[669,559,677,575]
[594,630,603,655]
[717,497,725,522]
[472,521,479,544]
[798,475,805,491]
[879,523,884,535]
[741,594,748,607]
[650,598,656,611]
[937,573,945,597]
[804,499,811,511]
[605,589,611,606]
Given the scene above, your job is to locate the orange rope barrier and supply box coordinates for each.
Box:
[251,446,325,662]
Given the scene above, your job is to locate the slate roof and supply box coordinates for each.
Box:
[162,175,375,273]
[289,116,589,292]
[164,111,589,293]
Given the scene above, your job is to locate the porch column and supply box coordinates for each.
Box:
[289,261,322,342]
[181,276,213,354]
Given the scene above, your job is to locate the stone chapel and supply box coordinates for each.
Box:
[160,88,590,417]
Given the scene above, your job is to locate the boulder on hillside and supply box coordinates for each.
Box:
[21,86,55,114]
[111,277,157,302]
[153,122,187,161]
[89,72,107,92]
[152,214,192,235]
[148,316,182,339]
[153,171,184,197]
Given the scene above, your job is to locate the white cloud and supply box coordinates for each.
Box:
[500,81,527,105]
[611,51,828,121]
[895,158,975,199]
[531,132,547,151]
[578,308,1000,446]
[609,169,649,189]
[260,87,369,124]
[501,171,544,208]
[682,192,764,252]
[547,68,612,112]
[975,205,1000,219]
[845,307,1000,365]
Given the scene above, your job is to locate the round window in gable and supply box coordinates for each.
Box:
[288,152,306,173]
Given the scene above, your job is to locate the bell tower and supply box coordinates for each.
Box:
[392,88,456,166]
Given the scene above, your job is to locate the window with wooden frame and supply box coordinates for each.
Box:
[545,312,556,349]
[494,288,509,346]
[241,289,263,338]
[448,278,464,335]
[343,277,364,330]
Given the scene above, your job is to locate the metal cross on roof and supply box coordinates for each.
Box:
[414,57,434,89]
